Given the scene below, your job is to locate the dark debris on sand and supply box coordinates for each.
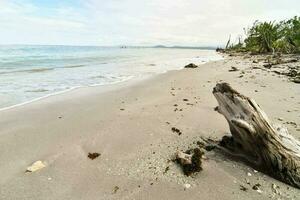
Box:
[88,152,101,160]
[171,127,182,135]
[112,186,119,194]
[229,66,239,72]
[184,63,198,69]
[240,185,248,191]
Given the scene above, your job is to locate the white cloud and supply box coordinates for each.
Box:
[0,0,299,46]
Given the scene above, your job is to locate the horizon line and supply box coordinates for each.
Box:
[0,44,220,49]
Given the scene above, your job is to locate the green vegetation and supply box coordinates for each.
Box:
[226,16,300,54]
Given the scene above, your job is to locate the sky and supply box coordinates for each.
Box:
[0,0,299,47]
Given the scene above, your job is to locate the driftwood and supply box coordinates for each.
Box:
[225,35,231,50]
[213,83,300,188]
[175,148,204,176]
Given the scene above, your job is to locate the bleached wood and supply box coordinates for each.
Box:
[176,151,193,165]
[213,83,300,188]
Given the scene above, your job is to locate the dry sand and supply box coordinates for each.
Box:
[0,55,299,199]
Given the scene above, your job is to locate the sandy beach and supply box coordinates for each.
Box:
[0,55,299,200]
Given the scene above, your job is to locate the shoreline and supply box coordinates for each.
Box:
[0,76,135,112]
[0,55,299,200]
[0,47,222,112]
[0,57,223,112]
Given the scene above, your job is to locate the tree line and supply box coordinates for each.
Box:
[225,16,300,54]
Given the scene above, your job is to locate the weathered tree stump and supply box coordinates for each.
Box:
[213,83,300,188]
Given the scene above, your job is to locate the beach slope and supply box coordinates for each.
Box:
[0,56,299,199]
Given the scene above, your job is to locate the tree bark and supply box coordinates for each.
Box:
[213,83,300,188]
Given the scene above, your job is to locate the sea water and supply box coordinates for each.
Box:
[0,45,222,109]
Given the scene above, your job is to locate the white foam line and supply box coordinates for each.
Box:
[0,76,135,112]
[0,86,80,112]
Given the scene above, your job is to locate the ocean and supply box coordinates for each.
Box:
[0,45,222,110]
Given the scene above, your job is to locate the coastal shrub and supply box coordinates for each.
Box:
[225,16,300,54]
[282,16,300,53]
[244,21,282,53]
